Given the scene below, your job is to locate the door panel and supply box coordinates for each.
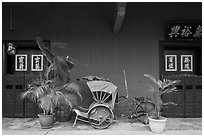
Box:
[163,76,185,118]
[195,77,202,117]
[175,76,184,118]
[185,77,195,117]
[3,75,14,117]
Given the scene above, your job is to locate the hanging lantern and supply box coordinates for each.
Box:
[7,43,16,55]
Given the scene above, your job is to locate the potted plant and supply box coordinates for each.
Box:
[21,72,56,129]
[144,74,180,133]
[21,67,82,128]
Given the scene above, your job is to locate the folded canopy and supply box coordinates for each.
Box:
[86,81,118,108]
[86,81,118,94]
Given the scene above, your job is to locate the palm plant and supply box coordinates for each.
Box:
[21,64,82,115]
[21,73,53,115]
[144,74,180,119]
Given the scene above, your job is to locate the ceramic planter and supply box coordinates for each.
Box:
[148,116,167,133]
[38,113,55,129]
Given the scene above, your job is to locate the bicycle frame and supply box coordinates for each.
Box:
[128,97,155,125]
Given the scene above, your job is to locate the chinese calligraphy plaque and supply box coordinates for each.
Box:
[181,55,193,71]
[167,23,202,40]
[15,54,27,71]
[165,55,177,71]
[31,55,43,71]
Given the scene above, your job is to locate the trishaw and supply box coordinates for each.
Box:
[72,72,128,129]
[73,78,120,129]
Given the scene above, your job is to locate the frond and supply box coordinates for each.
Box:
[34,84,49,98]
[45,63,56,80]
[63,94,79,110]
[162,80,180,89]
[39,94,54,113]
[147,85,156,93]
[64,82,82,102]
[144,74,158,85]
[164,87,178,94]
[51,91,66,107]
[162,102,177,106]
[161,80,180,95]
[157,80,163,89]
[21,83,50,102]
[21,89,38,102]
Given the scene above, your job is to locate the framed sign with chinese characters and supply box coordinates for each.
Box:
[31,55,43,71]
[167,23,202,40]
[15,54,27,71]
[181,55,193,71]
[165,55,177,71]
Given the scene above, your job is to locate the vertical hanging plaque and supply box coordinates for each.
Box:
[165,55,177,71]
[181,55,193,71]
[15,54,27,71]
[31,55,43,71]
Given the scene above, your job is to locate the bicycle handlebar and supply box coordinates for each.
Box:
[119,95,128,99]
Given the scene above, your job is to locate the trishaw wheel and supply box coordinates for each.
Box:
[88,105,113,129]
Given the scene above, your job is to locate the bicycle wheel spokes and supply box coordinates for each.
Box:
[135,102,155,124]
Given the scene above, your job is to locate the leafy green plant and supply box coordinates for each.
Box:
[21,65,82,115]
[144,74,180,119]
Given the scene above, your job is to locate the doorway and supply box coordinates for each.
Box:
[2,40,49,118]
[159,40,202,118]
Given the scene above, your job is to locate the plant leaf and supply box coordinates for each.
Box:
[64,83,82,102]
[157,80,163,89]
[144,74,158,85]
[147,85,156,93]
[162,102,177,106]
[162,80,180,89]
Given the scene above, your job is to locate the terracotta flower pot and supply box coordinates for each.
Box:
[38,113,55,129]
[148,116,167,133]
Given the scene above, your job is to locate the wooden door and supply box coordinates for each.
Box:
[159,41,202,118]
[2,41,49,118]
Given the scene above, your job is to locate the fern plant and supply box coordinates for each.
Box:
[144,74,180,119]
